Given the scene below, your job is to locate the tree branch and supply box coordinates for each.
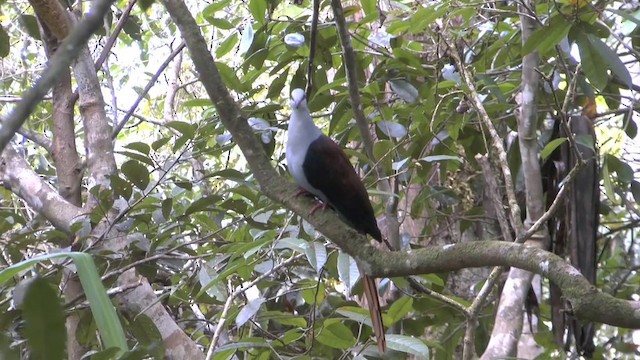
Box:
[0,0,115,154]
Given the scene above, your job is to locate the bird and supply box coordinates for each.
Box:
[286,88,386,353]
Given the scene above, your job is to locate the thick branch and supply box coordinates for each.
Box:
[0,145,83,231]
[0,0,115,154]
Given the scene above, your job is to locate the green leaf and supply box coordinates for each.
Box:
[0,253,128,356]
[336,306,371,324]
[238,25,255,55]
[216,62,245,91]
[540,137,567,160]
[216,33,238,58]
[182,98,213,107]
[602,158,616,203]
[419,155,462,163]
[236,297,266,327]
[410,5,447,34]
[202,0,231,17]
[586,34,632,88]
[316,322,356,349]
[387,296,413,323]
[110,174,133,200]
[23,277,66,360]
[19,15,41,41]
[128,314,165,359]
[249,0,267,24]
[623,112,637,139]
[123,15,142,41]
[161,198,172,220]
[606,154,634,184]
[0,332,18,360]
[207,18,235,30]
[260,311,307,327]
[0,25,9,58]
[630,180,640,203]
[125,142,151,155]
[185,195,222,215]
[522,15,571,56]
[386,334,430,359]
[360,0,377,17]
[575,32,608,90]
[121,160,150,190]
[305,241,327,274]
[337,252,359,293]
[166,121,196,138]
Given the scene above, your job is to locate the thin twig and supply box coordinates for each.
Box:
[444,39,524,237]
[112,43,186,138]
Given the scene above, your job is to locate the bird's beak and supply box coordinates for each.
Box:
[292,95,306,109]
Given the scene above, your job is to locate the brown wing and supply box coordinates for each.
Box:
[302,135,382,241]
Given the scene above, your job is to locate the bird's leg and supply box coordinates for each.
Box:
[294,187,329,215]
[309,201,328,215]
[294,187,314,198]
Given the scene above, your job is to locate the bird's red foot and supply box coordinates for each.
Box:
[309,202,328,215]
[295,187,313,197]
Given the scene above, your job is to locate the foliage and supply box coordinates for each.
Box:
[0,0,639,358]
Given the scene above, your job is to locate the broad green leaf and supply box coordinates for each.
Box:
[522,15,571,56]
[410,5,447,34]
[214,338,269,352]
[377,120,408,138]
[23,277,66,360]
[305,241,327,274]
[602,159,616,203]
[606,154,634,184]
[631,180,640,203]
[198,258,247,298]
[0,26,9,58]
[207,18,235,30]
[185,194,223,215]
[386,334,430,359]
[390,79,419,103]
[540,137,567,160]
[239,25,255,55]
[360,0,377,17]
[123,15,142,41]
[249,0,267,24]
[316,322,356,349]
[202,0,231,17]
[125,142,151,155]
[121,160,150,190]
[419,155,462,163]
[166,121,196,138]
[0,332,18,360]
[236,297,266,327]
[623,112,637,139]
[300,278,326,305]
[128,314,165,359]
[260,311,307,327]
[387,296,413,323]
[0,253,128,356]
[216,33,238,58]
[19,15,41,41]
[337,252,360,293]
[216,62,245,91]
[586,34,632,88]
[575,32,608,90]
[182,98,213,107]
[336,306,371,324]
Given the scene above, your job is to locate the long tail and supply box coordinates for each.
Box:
[361,272,386,353]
